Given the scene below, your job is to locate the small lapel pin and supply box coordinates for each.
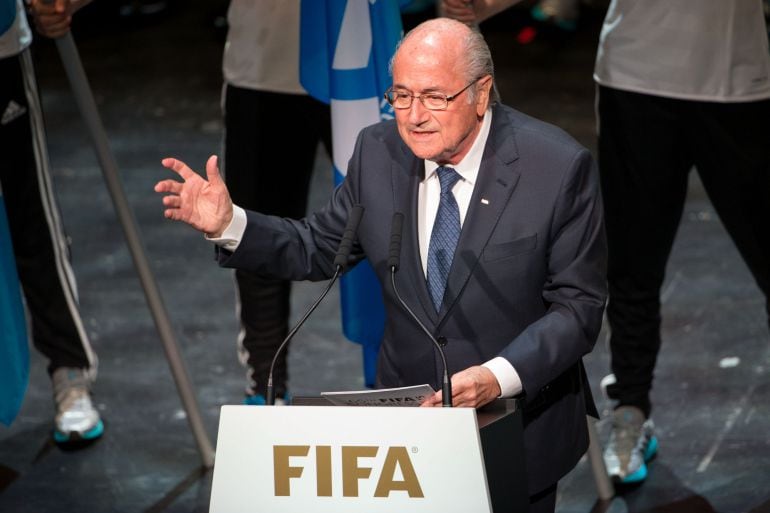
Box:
[481,198,490,205]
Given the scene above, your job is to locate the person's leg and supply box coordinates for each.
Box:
[232,270,291,400]
[222,84,330,400]
[1,50,101,443]
[598,86,692,483]
[599,86,692,416]
[689,99,770,327]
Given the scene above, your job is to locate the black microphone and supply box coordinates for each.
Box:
[265,205,365,405]
[388,212,453,407]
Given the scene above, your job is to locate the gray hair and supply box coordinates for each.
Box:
[462,25,499,104]
[389,18,500,104]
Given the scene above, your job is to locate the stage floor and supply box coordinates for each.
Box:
[1,3,768,512]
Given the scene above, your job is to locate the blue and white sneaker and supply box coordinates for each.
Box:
[52,367,104,445]
[603,405,658,484]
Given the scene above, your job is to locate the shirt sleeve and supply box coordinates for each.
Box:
[205,205,247,251]
[482,356,522,397]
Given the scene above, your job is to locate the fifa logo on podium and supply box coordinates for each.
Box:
[273,445,424,498]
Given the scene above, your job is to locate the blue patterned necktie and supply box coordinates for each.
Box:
[427,166,462,312]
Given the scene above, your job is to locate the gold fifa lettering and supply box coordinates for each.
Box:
[342,446,378,497]
[374,446,424,497]
[315,445,332,497]
[273,445,309,496]
[272,445,423,498]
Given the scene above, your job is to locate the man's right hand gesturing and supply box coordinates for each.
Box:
[155,155,234,238]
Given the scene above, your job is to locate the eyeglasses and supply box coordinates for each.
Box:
[384,79,480,111]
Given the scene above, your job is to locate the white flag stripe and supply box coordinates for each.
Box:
[332,0,372,70]
[331,97,381,175]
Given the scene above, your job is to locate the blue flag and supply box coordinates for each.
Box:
[0,190,30,426]
[300,0,403,386]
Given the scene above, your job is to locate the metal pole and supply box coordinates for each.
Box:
[587,416,614,500]
[52,32,215,468]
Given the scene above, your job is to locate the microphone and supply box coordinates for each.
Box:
[388,212,453,407]
[265,205,365,405]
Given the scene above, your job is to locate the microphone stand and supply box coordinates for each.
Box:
[388,213,452,407]
[265,267,341,405]
[265,205,365,405]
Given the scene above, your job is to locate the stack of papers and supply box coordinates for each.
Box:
[320,384,436,406]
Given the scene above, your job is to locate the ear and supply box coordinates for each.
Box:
[475,75,493,116]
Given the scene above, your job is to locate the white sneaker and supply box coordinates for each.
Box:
[52,367,104,444]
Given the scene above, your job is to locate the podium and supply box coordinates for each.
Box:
[209,398,528,512]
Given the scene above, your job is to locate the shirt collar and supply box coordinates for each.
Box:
[424,108,493,185]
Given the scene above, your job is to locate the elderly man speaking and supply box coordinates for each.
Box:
[155,17,606,513]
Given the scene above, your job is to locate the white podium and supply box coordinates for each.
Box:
[209,399,527,513]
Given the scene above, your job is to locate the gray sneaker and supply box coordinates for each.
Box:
[52,367,104,444]
[603,405,658,484]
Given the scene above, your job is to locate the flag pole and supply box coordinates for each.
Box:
[51,32,215,468]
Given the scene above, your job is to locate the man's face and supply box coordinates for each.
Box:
[391,40,488,165]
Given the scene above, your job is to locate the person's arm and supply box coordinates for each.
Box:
[213,129,367,282]
[28,0,93,38]
[473,0,526,22]
[439,0,526,25]
[155,149,362,283]
[438,0,477,25]
[498,149,606,398]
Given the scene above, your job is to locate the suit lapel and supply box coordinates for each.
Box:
[440,106,521,322]
[390,148,439,326]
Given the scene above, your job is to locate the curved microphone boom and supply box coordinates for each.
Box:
[265,205,365,405]
[388,212,453,407]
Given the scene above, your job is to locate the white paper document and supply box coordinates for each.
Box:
[321,384,436,406]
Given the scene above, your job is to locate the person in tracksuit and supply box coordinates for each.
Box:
[0,0,103,445]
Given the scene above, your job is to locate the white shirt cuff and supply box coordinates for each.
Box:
[482,357,522,398]
[205,205,246,252]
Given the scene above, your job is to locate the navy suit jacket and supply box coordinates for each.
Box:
[219,103,607,494]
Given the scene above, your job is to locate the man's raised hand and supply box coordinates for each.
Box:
[155,155,234,237]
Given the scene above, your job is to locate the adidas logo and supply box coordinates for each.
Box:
[1,100,27,125]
